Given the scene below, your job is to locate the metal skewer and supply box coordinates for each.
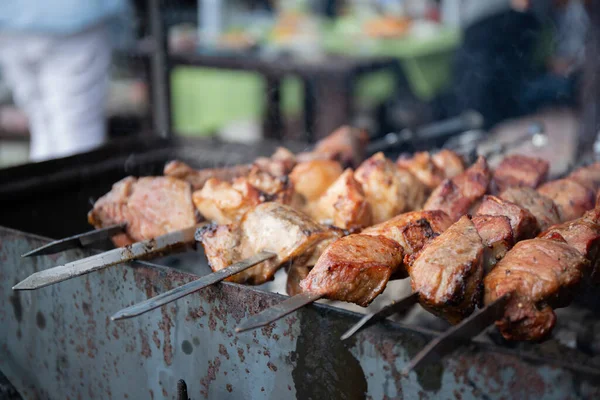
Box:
[340,292,420,340]
[111,251,276,320]
[13,224,202,290]
[22,223,127,257]
[402,293,511,375]
[235,292,324,333]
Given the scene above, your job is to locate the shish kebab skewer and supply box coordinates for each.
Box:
[109,152,463,320]
[235,157,599,333]
[14,141,460,293]
[20,126,370,256]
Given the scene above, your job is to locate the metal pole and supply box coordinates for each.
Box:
[148,0,172,138]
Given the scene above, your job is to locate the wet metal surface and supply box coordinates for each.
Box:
[2,226,600,399]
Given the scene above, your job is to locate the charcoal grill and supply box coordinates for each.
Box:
[2,137,600,399]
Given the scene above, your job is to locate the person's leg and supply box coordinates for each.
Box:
[38,24,111,158]
[0,35,54,161]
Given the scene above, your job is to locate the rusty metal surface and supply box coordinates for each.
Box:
[2,226,600,399]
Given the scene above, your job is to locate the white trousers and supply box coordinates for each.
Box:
[0,24,111,161]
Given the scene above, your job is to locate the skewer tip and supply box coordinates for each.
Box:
[12,279,35,290]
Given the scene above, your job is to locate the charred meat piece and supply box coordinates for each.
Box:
[89,176,197,246]
[163,161,253,191]
[397,152,445,190]
[431,149,465,180]
[424,156,491,221]
[192,178,261,224]
[492,154,549,193]
[285,230,344,296]
[199,203,334,285]
[539,209,600,282]
[408,216,485,324]
[311,168,372,230]
[484,238,589,341]
[299,234,404,306]
[289,159,343,202]
[362,210,453,269]
[308,125,369,167]
[567,162,600,191]
[537,178,595,222]
[499,187,560,231]
[476,195,540,240]
[472,215,515,272]
[355,152,427,224]
[245,167,298,205]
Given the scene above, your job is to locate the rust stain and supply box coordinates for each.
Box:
[237,347,245,362]
[199,356,222,399]
[218,344,230,360]
[267,362,278,372]
[139,329,152,358]
[226,384,233,393]
[186,306,206,321]
[152,331,161,349]
[158,308,174,365]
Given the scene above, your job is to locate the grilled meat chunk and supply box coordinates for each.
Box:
[89,176,196,246]
[397,152,445,190]
[253,147,297,177]
[163,161,253,191]
[539,209,600,282]
[499,187,560,231]
[424,156,491,221]
[484,239,589,341]
[397,150,465,190]
[355,152,426,224]
[289,159,343,202]
[299,234,404,306]
[492,154,549,193]
[309,125,369,167]
[192,178,261,224]
[408,216,485,324]
[567,162,600,191]
[537,178,595,222]
[311,169,372,230]
[472,215,514,271]
[432,149,465,180]
[199,203,335,285]
[476,195,539,240]
[286,230,344,296]
[362,210,453,269]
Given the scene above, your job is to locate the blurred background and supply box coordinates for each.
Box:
[0,0,594,168]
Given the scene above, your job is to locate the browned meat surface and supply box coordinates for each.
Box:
[484,239,589,341]
[476,195,540,240]
[285,230,344,296]
[192,178,261,224]
[362,210,453,269]
[537,178,595,222]
[355,152,426,223]
[424,156,491,221]
[397,152,445,189]
[299,234,404,306]
[539,209,600,282]
[408,216,485,324]
[432,149,465,179]
[289,159,343,202]
[311,169,372,230]
[492,154,549,193]
[567,162,600,191]
[199,203,335,285]
[245,167,298,205]
[253,147,297,177]
[472,215,514,271]
[309,125,369,167]
[163,161,253,191]
[500,187,560,231]
[89,176,197,246]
